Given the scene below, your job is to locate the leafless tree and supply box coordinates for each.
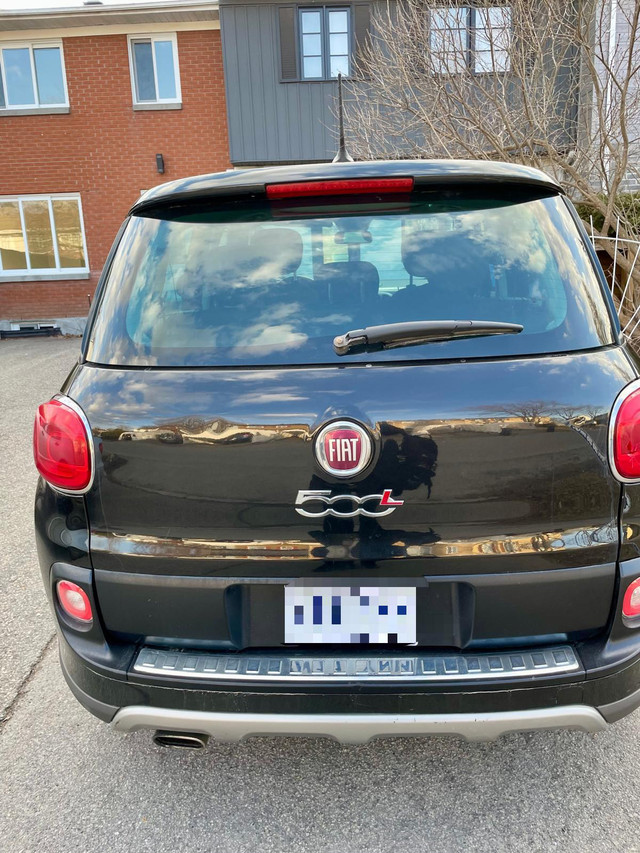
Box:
[345,0,640,325]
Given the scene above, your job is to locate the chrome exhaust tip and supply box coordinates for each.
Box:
[153,730,209,750]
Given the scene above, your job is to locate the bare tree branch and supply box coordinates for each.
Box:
[345,0,640,323]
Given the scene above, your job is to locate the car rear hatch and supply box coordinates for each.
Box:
[74,168,625,655]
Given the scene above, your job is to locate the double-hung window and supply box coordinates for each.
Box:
[0,41,68,111]
[128,34,181,107]
[0,195,88,278]
[430,7,469,75]
[430,5,512,75]
[299,7,351,80]
[473,7,511,72]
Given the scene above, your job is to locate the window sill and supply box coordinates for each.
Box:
[0,272,90,283]
[133,102,182,111]
[0,106,70,117]
[280,78,348,84]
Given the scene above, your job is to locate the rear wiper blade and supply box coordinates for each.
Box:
[333,320,523,356]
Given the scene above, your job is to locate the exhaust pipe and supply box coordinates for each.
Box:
[153,730,209,750]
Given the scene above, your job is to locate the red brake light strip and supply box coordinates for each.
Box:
[266,178,414,200]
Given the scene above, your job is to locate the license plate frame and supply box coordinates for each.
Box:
[284,585,417,645]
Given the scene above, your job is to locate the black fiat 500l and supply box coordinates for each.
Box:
[34,160,640,748]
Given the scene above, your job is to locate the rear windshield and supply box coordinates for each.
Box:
[86,192,614,367]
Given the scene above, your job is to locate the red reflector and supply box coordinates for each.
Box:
[57,580,93,622]
[623,578,640,618]
[611,386,640,480]
[266,178,414,200]
[33,399,92,492]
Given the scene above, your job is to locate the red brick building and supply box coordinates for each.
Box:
[0,1,229,332]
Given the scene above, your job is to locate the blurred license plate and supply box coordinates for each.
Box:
[284,586,416,644]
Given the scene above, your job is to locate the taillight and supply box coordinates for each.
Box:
[33,398,92,493]
[56,580,93,623]
[623,578,640,619]
[610,381,640,482]
[266,178,414,199]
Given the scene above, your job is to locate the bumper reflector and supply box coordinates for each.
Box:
[57,580,93,623]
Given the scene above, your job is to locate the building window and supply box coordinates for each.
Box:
[430,7,469,75]
[473,7,511,72]
[128,34,181,105]
[0,41,68,110]
[0,195,88,276]
[299,7,351,80]
[430,6,511,74]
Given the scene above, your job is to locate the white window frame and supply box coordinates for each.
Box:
[127,33,182,106]
[472,6,511,74]
[429,5,512,75]
[0,193,89,278]
[429,6,470,76]
[299,7,352,81]
[0,40,69,110]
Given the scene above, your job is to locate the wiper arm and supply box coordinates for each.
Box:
[333,320,523,356]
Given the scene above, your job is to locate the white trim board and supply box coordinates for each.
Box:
[0,21,220,42]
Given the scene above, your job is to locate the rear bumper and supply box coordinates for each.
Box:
[59,631,640,741]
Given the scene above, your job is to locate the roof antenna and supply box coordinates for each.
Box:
[332,73,354,163]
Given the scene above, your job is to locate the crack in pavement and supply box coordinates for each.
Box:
[0,633,57,729]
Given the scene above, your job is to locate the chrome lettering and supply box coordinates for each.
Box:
[294,489,404,518]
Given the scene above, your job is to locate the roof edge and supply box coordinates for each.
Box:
[131,159,564,214]
[0,1,218,30]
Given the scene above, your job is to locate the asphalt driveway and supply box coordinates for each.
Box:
[1,335,639,853]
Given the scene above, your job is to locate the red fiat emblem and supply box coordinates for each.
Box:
[315,421,373,477]
[324,428,362,470]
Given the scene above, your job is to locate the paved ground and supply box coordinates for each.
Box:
[1,335,640,853]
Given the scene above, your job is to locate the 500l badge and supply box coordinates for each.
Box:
[294,489,404,518]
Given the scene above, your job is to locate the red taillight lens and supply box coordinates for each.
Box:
[266,178,414,199]
[623,578,640,619]
[33,399,92,492]
[56,580,93,622]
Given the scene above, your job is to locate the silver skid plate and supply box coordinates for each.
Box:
[112,705,606,743]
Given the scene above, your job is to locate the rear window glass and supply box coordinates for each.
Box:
[86,193,614,366]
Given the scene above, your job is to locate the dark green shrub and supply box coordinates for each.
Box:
[575,193,640,237]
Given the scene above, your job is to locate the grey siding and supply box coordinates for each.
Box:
[220,2,344,164]
[615,0,640,191]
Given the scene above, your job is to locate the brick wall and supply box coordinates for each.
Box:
[0,29,230,321]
